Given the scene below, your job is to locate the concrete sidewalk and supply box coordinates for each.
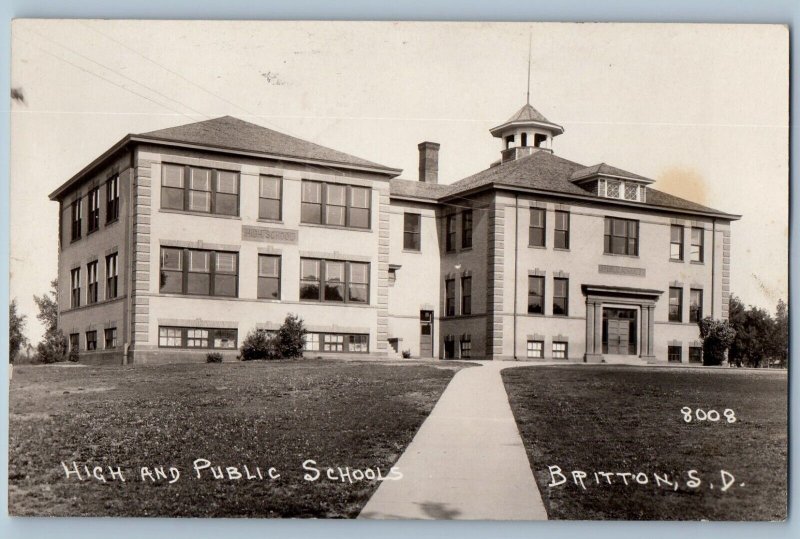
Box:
[359,361,548,520]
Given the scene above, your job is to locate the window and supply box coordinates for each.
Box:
[553,278,568,316]
[349,187,371,228]
[529,208,545,247]
[300,180,371,229]
[445,279,455,317]
[669,287,683,322]
[460,337,471,359]
[691,227,704,262]
[604,217,639,256]
[69,333,79,352]
[158,326,238,349]
[304,333,368,353]
[527,340,543,358]
[299,258,369,303]
[607,180,621,198]
[670,225,684,260]
[323,334,344,352]
[462,210,473,249]
[534,133,547,147]
[624,183,639,200]
[520,133,528,146]
[689,346,703,364]
[70,267,81,308]
[528,276,544,315]
[70,198,82,241]
[554,211,569,249]
[552,341,568,359]
[106,253,118,299]
[259,175,282,220]
[106,175,119,223]
[160,164,240,216]
[86,331,97,351]
[445,214,456,252]
[348,262,369,303]
[87,261,98,304]
[505,134,515,149]
[690,289,703,323]
[87,187,100,233]
[668,345,682,363]
[403,213,421,251]
[304,333,320,352]
[159,248,238,297]
[105,328,117,349]
[258,255,281,299]
[461,276,472,315]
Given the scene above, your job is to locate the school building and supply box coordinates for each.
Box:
[49,100,739,364]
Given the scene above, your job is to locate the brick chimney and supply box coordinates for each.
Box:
[418,141,440,184]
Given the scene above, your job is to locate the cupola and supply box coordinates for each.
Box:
[490,103,564,163]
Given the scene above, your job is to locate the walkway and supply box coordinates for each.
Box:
[359,361,548,520]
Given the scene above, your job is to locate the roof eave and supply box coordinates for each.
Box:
[49,135,133,200]
[133,135,403,178]
[571,172,655,185]
[489,120,565,137]
[441,183,741,221]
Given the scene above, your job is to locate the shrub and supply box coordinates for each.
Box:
[240,329,280,361]
[67,347,80,363]
[277,314,306,359]
[402,349,412,359]
[36,329,68,364]
[698,317,736,366]
[206,352,223,363]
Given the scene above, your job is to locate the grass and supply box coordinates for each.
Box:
[502,365,788,521]
[9,359,463,518]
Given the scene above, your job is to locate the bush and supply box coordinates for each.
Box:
[240,329,280,361]
[240,314,307,361]
[36,330,68,364]
[402,349,412,359]
[206,352,223,363]
[698,317,736,366]
[67,348,80,363]
[277,314,306,359]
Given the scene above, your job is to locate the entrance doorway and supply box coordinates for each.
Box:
[602,308,637,355]
[419,310,434,357]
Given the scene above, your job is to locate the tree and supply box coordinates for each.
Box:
[772,299,788,368]
[277,313,306,359]
[9,299,27,363]
[33,279,59,334]
[698,316,736,366]
[34,279,68,363]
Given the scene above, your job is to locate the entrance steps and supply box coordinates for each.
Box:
[601,354,645,365]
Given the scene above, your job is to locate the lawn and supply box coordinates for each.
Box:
[502,365,788,521]
[8,359,463,517]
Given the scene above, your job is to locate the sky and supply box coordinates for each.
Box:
[9,20,789,344]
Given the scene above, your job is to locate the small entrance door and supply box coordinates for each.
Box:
[419,311,434,357]
[602,308,637,355]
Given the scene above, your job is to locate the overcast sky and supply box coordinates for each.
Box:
[10,20,788,343]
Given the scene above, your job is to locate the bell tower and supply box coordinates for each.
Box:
[490,40,564,163]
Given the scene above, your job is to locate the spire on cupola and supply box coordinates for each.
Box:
[490,36,564,163]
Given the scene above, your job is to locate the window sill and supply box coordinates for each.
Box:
[402,249,422,254]
[106,218,119,227]
[669,258,684,263]
[690,261,705,265]
[160,208,241,220]
[299,222,372,233]
[158,292,239,300]
[70,237,82,244]
[603,252,639,259]
[553,247,570,252]
[528,244,547,249]
[460,246,473,252]
[87,228,99,236]
[257,218,284,225]
[62,295,126,314]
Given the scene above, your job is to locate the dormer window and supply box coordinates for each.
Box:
[571,164,653,203]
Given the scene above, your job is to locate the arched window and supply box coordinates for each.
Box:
[505,135,515,149]
[534,133,547,148]
[520,132,528,146]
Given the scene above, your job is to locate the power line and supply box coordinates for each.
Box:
[25,27,210,121]
[15,35,198,121]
